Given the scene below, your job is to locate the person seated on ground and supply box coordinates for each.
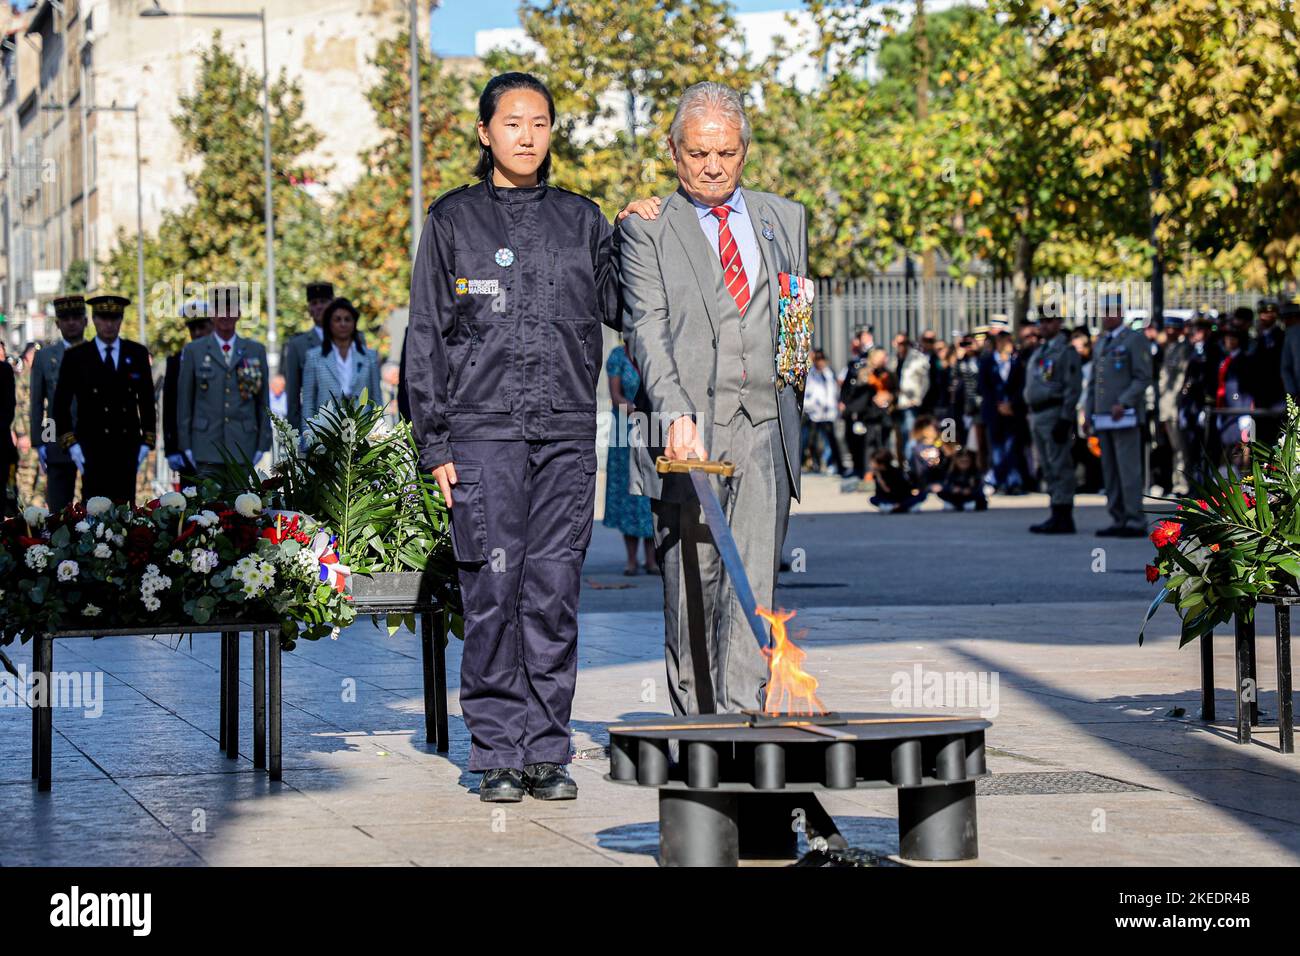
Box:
[938,448,988,512]
[907,414,949,493]
[869,448,927,513]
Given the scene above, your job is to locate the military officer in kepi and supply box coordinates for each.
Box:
[1023,310,1083,534]
[29,295,88,510]
[177,284,272,478]
[52,295,156,504]
[280,280,335,432]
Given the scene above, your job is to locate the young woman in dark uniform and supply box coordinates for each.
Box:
[406,73,633,802]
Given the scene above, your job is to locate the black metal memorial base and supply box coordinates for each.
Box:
[607,712,991,866]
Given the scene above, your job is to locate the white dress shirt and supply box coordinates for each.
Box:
[214,332,237,365]
[687,186,762,290]
[95,337,118,369]
[331,344,358,396]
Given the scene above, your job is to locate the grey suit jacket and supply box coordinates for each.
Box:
[29,339,76,461]
[1086,326,1153,425]
[300,343,383,427]
[177,334,272,465]
[618,185,809,503]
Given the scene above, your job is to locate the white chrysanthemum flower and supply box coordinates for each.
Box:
[56,560,79,582]
[85,496,113,516]
[84,604,101,617]
[159,491,187,511]
[190,510,220,529]
[168,549,185,565]
[190,549,219,574]
[182,486,198,498]
[142,595,161,612]
[74,520,90,534]
[24,545,51,570]
[22,505,49,527]
[234,493,263,518]
[93,543,112,560]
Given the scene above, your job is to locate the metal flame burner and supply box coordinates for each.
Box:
[606,712,991,867]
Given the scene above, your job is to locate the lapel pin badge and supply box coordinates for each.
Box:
[495,247,515,267]
[762,221,776,241]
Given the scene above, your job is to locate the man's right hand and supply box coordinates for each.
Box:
[432,462,458,508]
[37,445,47,470]
[665,416,708,462]
[69,444,86,473]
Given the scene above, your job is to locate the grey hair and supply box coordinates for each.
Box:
[669,82,751,150]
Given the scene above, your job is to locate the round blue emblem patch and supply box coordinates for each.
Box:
[495,248,515,267]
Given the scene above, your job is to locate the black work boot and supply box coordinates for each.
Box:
[1029,508,1057,533]
[479,768,526,803]
[1042,504,1075,534]
[523,762,578,800]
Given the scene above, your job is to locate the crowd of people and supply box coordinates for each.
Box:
[0,281,402,517]
[796,296,1300,530]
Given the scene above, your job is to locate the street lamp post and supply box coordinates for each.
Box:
[140,3,277,369]
[410,0,422,262]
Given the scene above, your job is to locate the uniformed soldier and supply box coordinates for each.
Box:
[279,280,335,432]
[1158,313,1193,495]
[1251,297,1285,448]
[1023,312,1083,533]
[29,295,87,510]
[162,299,213,485]
[1086,308,1153,537]
[52,295,156,504]
[177,285,271,477]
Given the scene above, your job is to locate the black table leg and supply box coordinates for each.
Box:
[897,782,979,861]
[1200,630,1215,721]
[1277,606,1294,755]
[659,790,739,866]
[225,631,239,760]
[269,632,281,781]
[31,636,43,779]
[1246,610,1260,726]
[737,794,800,860]
[1235,612,1253,745]
[253,629,266,770]
[434,609,449,753]
[420,611,436,746]
[37,636,52,792]
[219,631,228,751]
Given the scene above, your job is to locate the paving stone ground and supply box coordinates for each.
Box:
[3,476,1297,866]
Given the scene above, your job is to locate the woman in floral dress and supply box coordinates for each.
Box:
[603,343,658,575]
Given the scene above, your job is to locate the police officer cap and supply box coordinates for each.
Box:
[1258,297,1279,313]
[1163,313,1186,328]
[51,294,85,317]
[306,281,334,302]
[1280,297,1300,319]
[87,294,129,317]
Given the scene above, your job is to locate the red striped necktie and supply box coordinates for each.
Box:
[711,205,750,318]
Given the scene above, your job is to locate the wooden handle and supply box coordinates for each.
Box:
[655,456,736,477]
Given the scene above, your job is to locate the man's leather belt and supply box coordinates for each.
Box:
[1028,397,1063,413]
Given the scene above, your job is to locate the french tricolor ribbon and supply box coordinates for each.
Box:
[311,531,352,594]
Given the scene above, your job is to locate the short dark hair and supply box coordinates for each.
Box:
[474,72,556,182]
[320,297,365,356]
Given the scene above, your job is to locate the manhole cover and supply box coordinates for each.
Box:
[977,771,1152,796]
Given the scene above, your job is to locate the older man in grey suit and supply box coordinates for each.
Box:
[618,82,810,719]
[177,285,272,475]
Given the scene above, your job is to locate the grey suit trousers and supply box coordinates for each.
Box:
[651,411,790,716]
[1099,425,1145,528]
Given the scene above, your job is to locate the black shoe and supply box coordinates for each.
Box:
[1115,525,1147,538]
[1028,511,1056,533]
[1096,524,1124,537]
[1031,504,1075,535]
[523,762,578,800]
[479,768,526,803]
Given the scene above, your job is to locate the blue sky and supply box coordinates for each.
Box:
[430,0,802,56]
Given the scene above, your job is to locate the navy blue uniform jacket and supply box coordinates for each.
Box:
[405,179,622,471]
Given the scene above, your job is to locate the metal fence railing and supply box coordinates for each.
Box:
[811,275,1268,375]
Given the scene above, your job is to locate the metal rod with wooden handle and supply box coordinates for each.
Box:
[654,456,768,652]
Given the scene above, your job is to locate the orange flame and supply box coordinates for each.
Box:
[757,605,827,716]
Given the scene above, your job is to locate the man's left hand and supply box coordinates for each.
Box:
[617,196,662,222]
[137,445,150,469]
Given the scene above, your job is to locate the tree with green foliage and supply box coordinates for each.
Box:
[331,32,482,336]
[101,35,329,357]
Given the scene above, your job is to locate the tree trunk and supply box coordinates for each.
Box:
[1011,232,1037,331]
